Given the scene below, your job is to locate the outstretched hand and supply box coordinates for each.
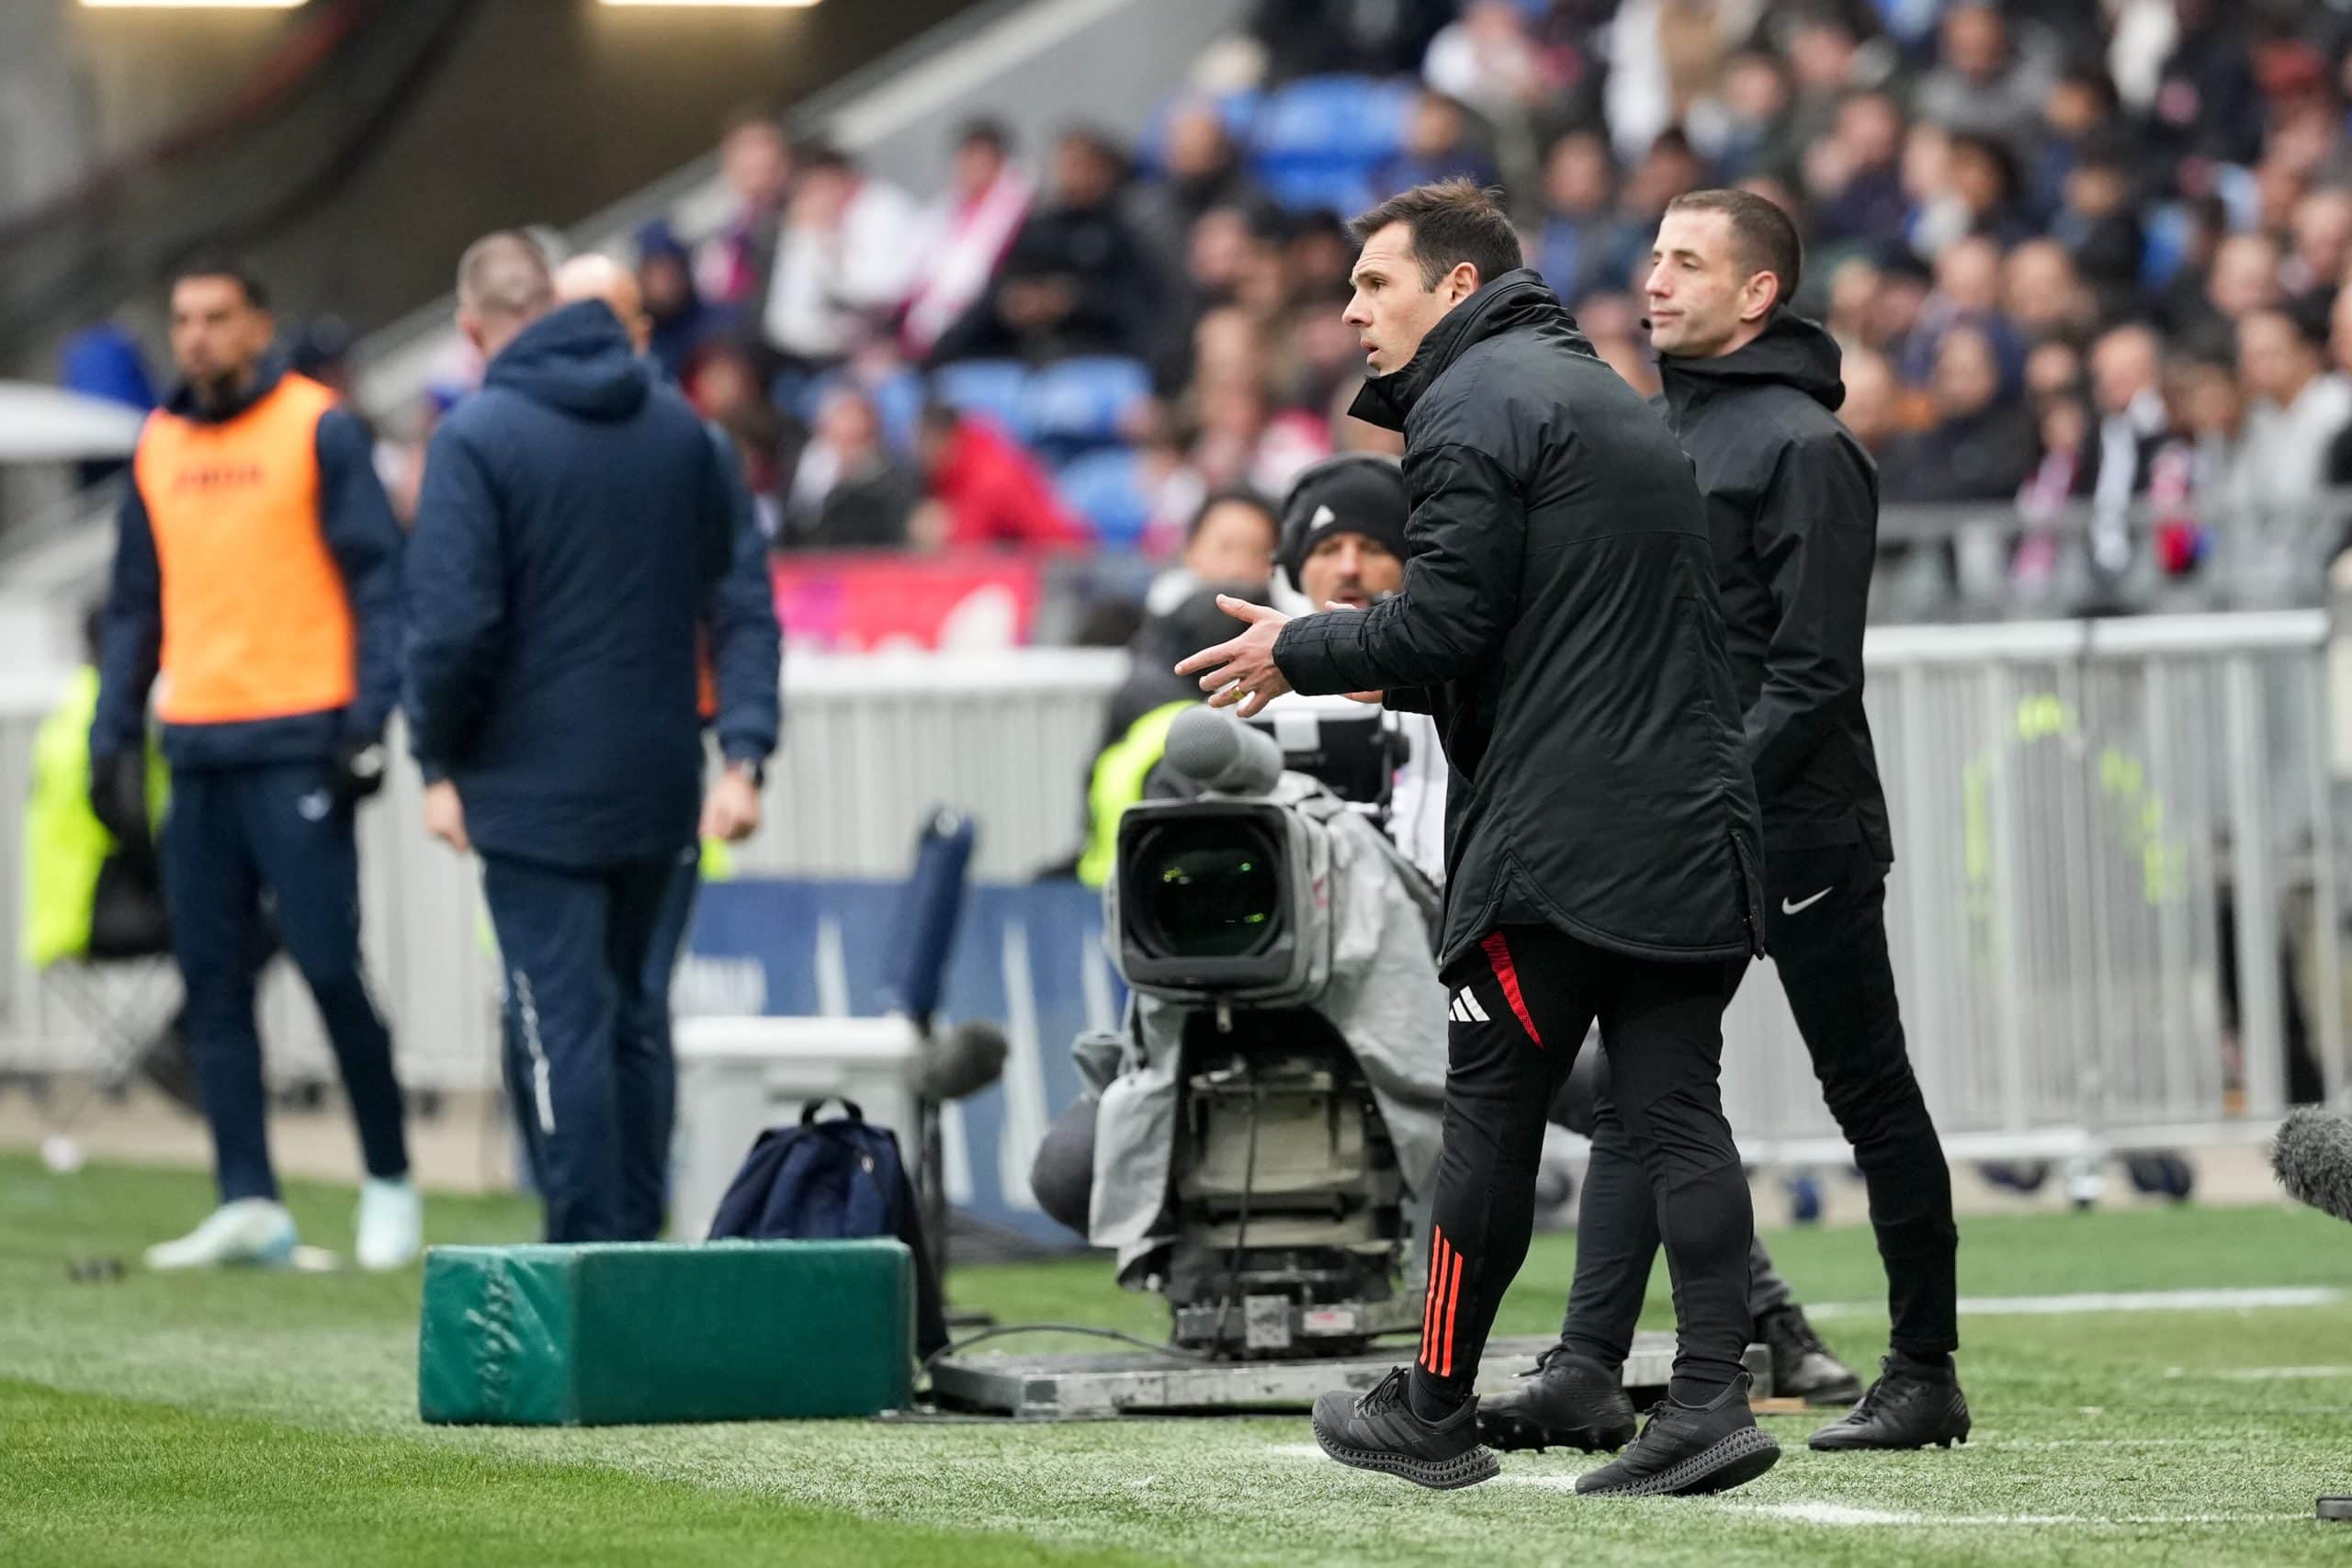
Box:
[1173,595,1295,718]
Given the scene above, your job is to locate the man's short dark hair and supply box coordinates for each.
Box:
[1185,486,1278,544]
[1666,188,1804,309]
[169,252,269,310]
[720,103,783,141]
[1349,178,1523,292]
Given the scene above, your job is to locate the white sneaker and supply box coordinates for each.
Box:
[355,1176,423,1270]
[144,1199,298,1270]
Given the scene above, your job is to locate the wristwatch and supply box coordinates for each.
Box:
[727,758,765,789]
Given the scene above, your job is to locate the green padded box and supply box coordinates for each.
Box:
[418,1239,913,1426]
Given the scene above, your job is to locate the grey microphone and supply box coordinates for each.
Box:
[912,1019,1008,1102]
[1164,705,1284,795]
[2272,1108,2352,1224]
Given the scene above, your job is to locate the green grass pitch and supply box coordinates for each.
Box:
[4,1154,2348,1566]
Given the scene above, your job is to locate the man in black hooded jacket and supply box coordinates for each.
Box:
[1485,190,1971,1459]
[1180,178,1776,1498]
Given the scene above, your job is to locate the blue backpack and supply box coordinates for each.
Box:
[707,1099,948,1355]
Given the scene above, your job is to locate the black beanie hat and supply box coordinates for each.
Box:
[1278,454,1409,592]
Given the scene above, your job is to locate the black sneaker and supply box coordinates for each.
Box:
[1311,1367,1499,1490]
[1476,1344,1638,1452]
[1807,1359,1972,1450]
[1758,1304,1864,1407]
[1574,1375,1780,1496]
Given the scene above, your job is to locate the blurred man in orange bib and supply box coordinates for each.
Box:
[91,256,416,1272]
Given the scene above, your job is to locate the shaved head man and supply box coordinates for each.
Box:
[456,231,558,361]
[553,253,650,356]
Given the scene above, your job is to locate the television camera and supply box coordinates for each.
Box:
[1088,701,1448,1361]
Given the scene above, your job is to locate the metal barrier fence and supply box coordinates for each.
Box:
[1,617,2341,1160]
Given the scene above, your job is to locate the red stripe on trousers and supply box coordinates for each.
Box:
[1480,931,1544,1047]
[1430,1241,1448,1382]
[1420,1230,1447,1371]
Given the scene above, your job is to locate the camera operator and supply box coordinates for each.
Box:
[1181,179,1774,1496]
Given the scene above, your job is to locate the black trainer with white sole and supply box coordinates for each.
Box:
[1311,1367,1500,1490]
[1573,1374,1781,1497]
[1476,1345,1638,1453]
[1807,1359,1971,1450]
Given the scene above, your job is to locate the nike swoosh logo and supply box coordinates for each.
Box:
[1781,887,1833,915]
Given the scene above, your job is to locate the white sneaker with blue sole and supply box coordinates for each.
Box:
[144,1199,298,1270]
[356,1177,423,1271]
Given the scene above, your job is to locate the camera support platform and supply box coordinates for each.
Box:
[927,1332,1771,1421]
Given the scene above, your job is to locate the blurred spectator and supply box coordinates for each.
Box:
[696,107,791,310]
[2052,144,2147,316]
[2002,241,2096,345]
[1577,291,1659,399]
[901,120,1034,361]
[1249,0,1451,81]
[1618,129,1705,240]
[1883,322,2035,505]
[1804,89,1908,244]
[1129,102,1268,264]
[1422,1,1554,122]
[2283,189,2352,305]
[910,402,1090,552]
[2175,231,2284,363]
[683,340,795,522]
[1912,4,2055,143]
[2146,0,2263,167]
[2325,285,2352,488]
[1374,90,1500,197]
[1837,346,1904,458]
[1533,130,1641,306]
[1944,133,2033,247]
[1901,234,2012,385]
[933,129,1155,366]
[783,386,922,550]
[1686,50,1794,185]
[1144,488,1280,615]
[761,144,920,378]
[58,321,156,485]
[2225,306,2352,514]
[2169,353,2244,502]
[635,220,722,382]
[2030,66,2114,220]
[2086,322,2174,576]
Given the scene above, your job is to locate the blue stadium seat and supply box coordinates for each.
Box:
[1056,447,1152,551]
[1259,162,1376,217]
[930,359,1033,437]
[1253,75,1414,164]
[1250,75,1414,216]
[1020,356,1151,458]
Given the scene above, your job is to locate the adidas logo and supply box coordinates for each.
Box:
[1449,989,1489,1024]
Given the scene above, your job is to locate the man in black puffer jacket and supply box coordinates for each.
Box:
[1180,179,1774,1498]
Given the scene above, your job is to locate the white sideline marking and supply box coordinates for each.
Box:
[1808,1286,2343,1318]
[1729,1502,2301,1528]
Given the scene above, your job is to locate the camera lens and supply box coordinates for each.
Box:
[1133,820,1283,958]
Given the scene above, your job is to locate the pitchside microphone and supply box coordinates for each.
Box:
[2271,1108,2352,1224]
[1164,705,1284,795]
[912,1018,1008,1102]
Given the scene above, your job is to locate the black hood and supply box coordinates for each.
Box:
[165,354,289,425]
[1349,268,1593,431]
[485,299,652,421]
[1658,310,1845,415]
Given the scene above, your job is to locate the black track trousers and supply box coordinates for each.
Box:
[1414,923,1753,1410]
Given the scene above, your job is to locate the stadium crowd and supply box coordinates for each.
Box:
[509,0,2350,612]
[54,0,2352,618]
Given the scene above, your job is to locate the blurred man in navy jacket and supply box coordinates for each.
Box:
[405,232,754,1243]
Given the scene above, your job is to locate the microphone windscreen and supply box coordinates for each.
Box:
[913,1019,1008,1102]
[2272,1108,2352,1224]
[1164,705,1283,795]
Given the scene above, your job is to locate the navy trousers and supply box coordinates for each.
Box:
[483,849,687,1243]
[161,761,409,1203]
